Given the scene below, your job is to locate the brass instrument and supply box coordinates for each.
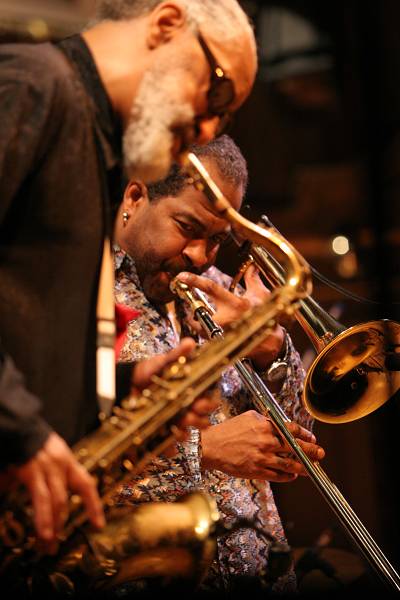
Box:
[37,492,219,596]
[211,219,400,591]
[230,215,400,425]
[0,175,308,594]
[176,157,400,591]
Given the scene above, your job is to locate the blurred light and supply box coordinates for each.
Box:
[257,7,333,83]
[337,251,358,278]
[194,519,209,537]
[332,235,350,255]
[27,18,49,40]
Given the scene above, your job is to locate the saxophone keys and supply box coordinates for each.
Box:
[166,359,191,380]
[122,459,135,471]
[70,495,82,508]
[77,447,89,459]
[150,374,173,389]
[0,512,25,547]
[121,394,151,411]
[169,364,181,376]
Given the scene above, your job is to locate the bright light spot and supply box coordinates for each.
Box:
[27,19,49,40]
[194,520,209,537]
[332,236,350,255]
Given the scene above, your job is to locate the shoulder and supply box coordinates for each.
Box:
[0,42,79,106]
[0,42,90,144]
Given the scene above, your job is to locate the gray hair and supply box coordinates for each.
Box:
[146,134,248,202]
[95,0,256,47]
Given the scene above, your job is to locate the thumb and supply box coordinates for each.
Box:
[243,264,270,299]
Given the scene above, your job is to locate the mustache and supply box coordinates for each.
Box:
[163,257,209,278]
[165,264,207,278]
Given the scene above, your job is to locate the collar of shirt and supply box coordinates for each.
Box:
[114,245,184,342]
[114,245,142,288]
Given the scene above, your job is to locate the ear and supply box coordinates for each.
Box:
[146,2,187,49]
[121,180,149,215]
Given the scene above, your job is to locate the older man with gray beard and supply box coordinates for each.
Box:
[0,0,257,545]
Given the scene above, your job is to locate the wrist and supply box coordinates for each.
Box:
[177,427,204,487]
[262,328,290,383]
[200,428,218,472]
[200,429,211,471]
[250,326,287,371]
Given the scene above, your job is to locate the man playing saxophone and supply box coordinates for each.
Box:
[113,135,325,595]
[0,0,257,548]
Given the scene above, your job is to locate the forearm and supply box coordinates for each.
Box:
[213,335,312,447]
[0,353,51,468]
[115,361,135,404]
[269,335,313,430]
[176,427,204,488]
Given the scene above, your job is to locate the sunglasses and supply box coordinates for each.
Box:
[197,33,236,135]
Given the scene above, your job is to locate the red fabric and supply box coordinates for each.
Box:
[115,303,139,360]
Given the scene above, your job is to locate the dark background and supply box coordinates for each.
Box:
[1,0,399,593]
[222,0,400,592]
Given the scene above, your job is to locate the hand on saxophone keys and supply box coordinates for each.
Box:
[4,432,105,552]
[130,337,220,433]
[200,409,325,481]
[2,339,218,552]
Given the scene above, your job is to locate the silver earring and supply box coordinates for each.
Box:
[122,211,129,226]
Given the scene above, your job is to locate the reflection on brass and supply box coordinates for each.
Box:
[53,492,219,593]
[305,320,400,423]
[229,215,400,425]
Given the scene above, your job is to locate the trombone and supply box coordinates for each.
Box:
[229,215,400,425]
[178,152,400,592]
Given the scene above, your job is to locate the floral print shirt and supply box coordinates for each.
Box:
[114,247,313,593]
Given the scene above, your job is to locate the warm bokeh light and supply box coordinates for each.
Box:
[332,235,350,255]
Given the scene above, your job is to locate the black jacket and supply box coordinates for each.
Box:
[0,36,123,467]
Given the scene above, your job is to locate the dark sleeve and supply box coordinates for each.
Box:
[0,46,58,221]
[0,47,59,466]
[0,353,51,468]
[116,362,135,405]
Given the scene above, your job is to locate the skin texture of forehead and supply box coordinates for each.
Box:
[185,158,244,211]
[169,180,242,217]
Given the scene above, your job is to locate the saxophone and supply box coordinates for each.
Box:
[0,153,311,596]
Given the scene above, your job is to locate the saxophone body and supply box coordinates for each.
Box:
[0,285,294,595]
[0,376,220,596]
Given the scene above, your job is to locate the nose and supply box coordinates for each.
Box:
[195,116,220,144]
[183,239,210,269]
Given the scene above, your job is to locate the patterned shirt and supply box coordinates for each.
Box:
[114,247,313,593]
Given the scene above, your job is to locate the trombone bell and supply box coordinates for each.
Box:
[304,319,400,423]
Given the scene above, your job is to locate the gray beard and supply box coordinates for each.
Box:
[123,67,194,183]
